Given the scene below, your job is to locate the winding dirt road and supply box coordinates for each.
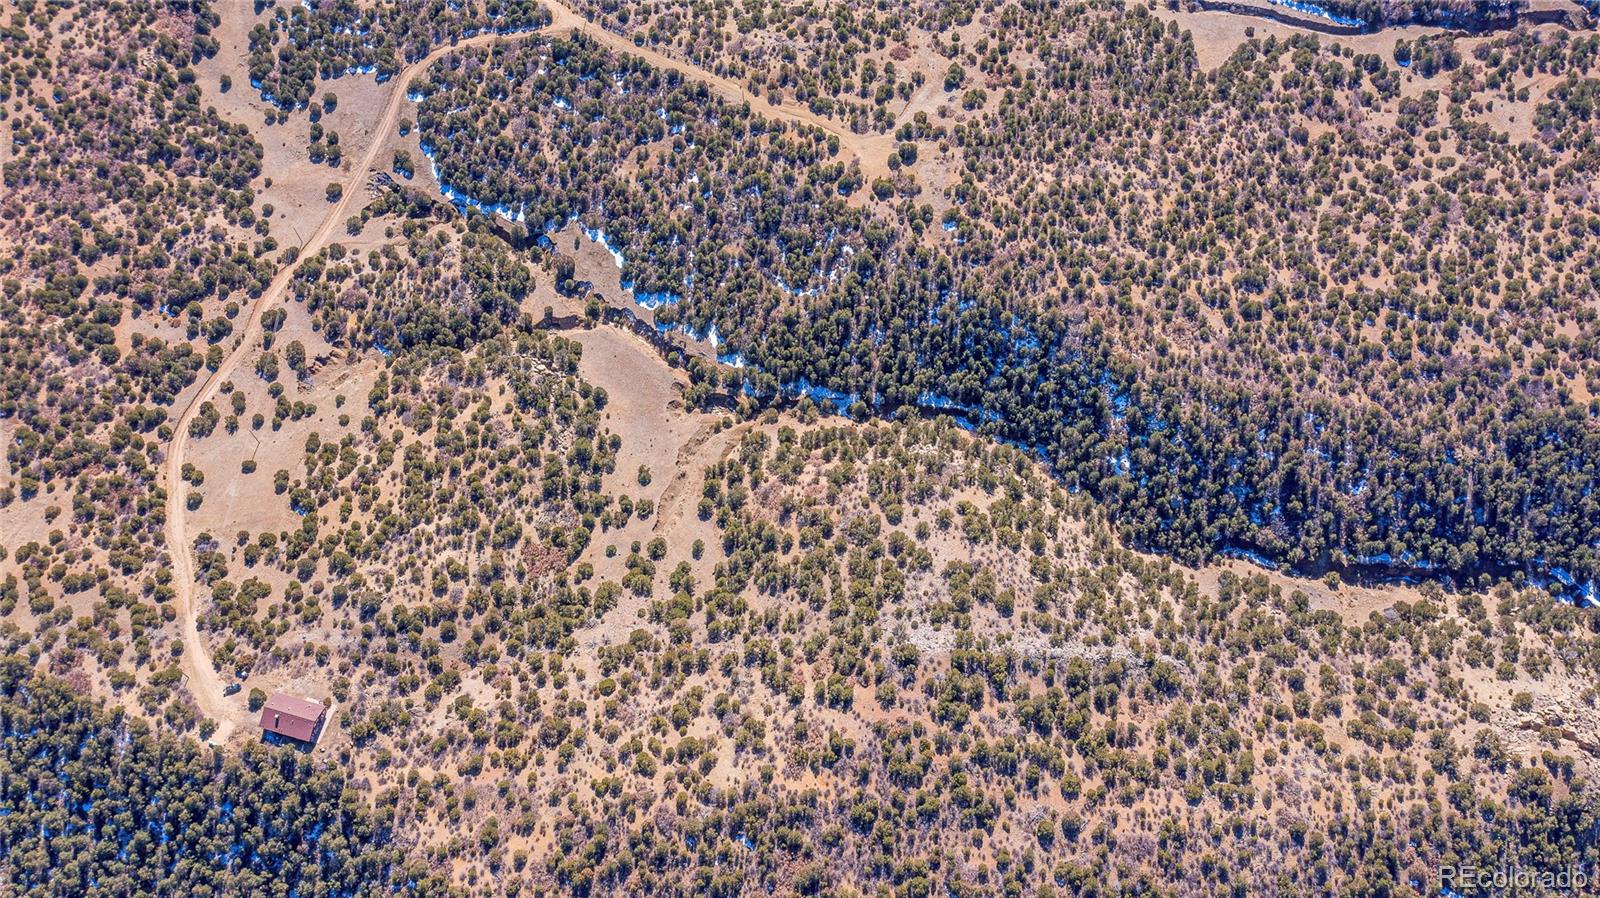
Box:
[163,27,558,745]
[539,0,879,159]
[163,1,878,745]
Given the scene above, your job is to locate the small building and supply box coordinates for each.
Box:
[259,692,327,745]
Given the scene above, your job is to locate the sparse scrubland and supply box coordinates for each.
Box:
[2,1,1599,896]
[413,12,1600,592]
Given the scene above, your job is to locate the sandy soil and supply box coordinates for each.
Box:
[563,322,736,649]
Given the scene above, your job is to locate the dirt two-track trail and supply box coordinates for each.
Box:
[163,0,873,745]
[162,27,543,745]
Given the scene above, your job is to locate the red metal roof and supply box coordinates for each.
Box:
[260,693,326,743]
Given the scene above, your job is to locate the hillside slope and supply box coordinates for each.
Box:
[2,2,1599,897]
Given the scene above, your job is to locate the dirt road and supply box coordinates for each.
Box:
[539,0,881,162]
[163,0,886,745]
[161,26,568,745]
